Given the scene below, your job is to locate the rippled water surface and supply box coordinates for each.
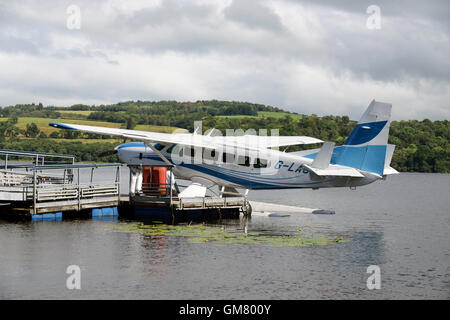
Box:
[0,172,448,299]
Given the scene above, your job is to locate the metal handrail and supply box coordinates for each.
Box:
[141,182,171,197]
[0,149,76,159]
[0,159,122,214]
[0,169,73,186]
[0,149,76,170]
[24,182,120,201]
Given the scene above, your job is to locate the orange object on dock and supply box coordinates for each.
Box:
[143,167,167,195]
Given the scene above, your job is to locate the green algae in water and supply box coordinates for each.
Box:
[103,222,344,247]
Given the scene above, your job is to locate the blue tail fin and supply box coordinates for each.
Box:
[331,100,392,175]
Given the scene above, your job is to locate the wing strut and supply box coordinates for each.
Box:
[147,143,173,167]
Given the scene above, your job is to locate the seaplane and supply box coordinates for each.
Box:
[49,100,398,203]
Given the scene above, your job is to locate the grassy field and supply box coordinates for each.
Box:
[49,138,121,144]
[134,124,186,133]
[16,137,121,145]
[4,117,123,134]
[215,111,303,120]
[0,117,181,135]
[56,110,94,116]
[258,111,303,120]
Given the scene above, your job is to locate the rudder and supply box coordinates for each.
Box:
[332,100,392,175]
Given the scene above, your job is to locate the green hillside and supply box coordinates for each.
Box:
[0,101,448,172]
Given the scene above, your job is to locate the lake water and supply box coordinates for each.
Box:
[0,172,448,299]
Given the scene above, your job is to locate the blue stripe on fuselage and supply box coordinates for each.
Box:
[117,142,148,149]
[138,155,321,189]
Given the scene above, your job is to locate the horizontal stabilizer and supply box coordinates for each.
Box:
[303,164,364,177]
[385,144,395,164]
[311,141,335,169]
[383,166,399,175]
[383,144,399,175]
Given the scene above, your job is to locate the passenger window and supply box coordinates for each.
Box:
[222,153,235,164]
[204,148,218,161]
[166,144,176,153]
[254,158,268,168]
[166,144,183,158]
[237,155,250,167]
[183,147,198,158]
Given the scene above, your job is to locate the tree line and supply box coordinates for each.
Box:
[0,101,448,173]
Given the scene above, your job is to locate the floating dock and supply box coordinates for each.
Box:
[0,149,122,220]
[0,149,248,221]
[127,194,247,221]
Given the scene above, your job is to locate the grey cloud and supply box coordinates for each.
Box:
[293,0,450,27]
[127,0,216,27]
[223,0,285,32]
[84,0,450,84]
[322,16,450,82]
[0,34,39,54]
[3,0,447,84]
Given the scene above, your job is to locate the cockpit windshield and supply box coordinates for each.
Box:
[152,143,166,151]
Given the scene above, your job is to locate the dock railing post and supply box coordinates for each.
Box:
[33,168,37,215]
[116,165,120,206]
[77,167,81,211]
[90,167,94,186]
[128,165,131,199]
[149,165,152,196]
[169,166,173,206]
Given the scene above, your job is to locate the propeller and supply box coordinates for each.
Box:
[98,149,118,157]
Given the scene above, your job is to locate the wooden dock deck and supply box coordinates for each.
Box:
[130,194,247,210]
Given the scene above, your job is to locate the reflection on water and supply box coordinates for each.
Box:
[346,232,385,267]
[0,173,449,299]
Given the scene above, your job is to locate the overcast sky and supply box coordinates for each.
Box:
[0,0,449,120]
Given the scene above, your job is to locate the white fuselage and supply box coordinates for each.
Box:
[117,143,380,190]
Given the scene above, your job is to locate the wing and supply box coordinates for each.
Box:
[213,135,322,148]
[50,122,207,147]
[49,122,322,150]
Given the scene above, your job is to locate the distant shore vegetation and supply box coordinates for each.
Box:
[0,101,448,173]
